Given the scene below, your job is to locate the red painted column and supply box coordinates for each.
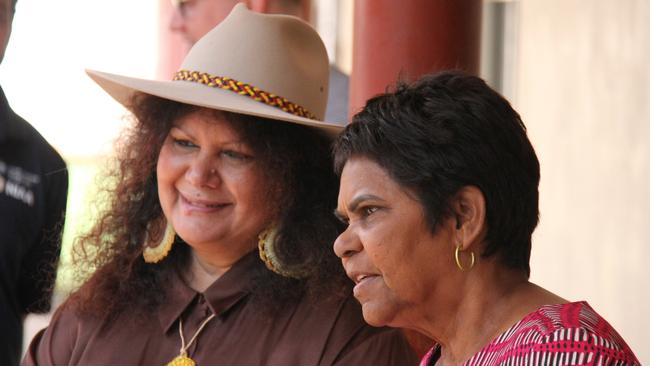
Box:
[350,0,482,356]
[350,0,482,116]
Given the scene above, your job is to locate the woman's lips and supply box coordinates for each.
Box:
[179,194,231,213]
[354,273,376,284]
[348,271,380,298]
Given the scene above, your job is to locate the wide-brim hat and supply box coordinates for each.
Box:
[86,3,342,136]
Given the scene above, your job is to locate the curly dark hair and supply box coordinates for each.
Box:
[333,71,540,276]
[69,94,348,319]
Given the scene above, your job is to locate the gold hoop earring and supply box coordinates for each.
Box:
[454,244,475,271]
[258,226,282,273]
[143,221,176,263]
[258,226,306,279]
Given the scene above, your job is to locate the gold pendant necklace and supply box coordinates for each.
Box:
[166,313,216,366]
[167,352,196,366]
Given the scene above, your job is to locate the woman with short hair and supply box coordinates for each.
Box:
[332,71,639,365]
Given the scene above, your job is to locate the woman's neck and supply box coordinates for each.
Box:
[419,262,565,365]
[185,248,250,292]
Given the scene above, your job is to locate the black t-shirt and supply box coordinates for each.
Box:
[0,85,68,366]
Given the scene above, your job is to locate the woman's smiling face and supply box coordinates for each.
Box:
[334,156,455,328]
[157,109,274,258]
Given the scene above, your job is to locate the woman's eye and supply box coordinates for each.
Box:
[222,150,250,160]
[361,206,379,217]
[173,138,196,148]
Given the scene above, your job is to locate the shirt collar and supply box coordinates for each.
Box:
[158,250,261,333]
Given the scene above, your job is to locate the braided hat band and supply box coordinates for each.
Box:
[174,70,317,120]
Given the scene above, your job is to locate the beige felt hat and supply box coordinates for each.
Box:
[86,3,342,135]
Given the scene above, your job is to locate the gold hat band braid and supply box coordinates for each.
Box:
[174,70,317,120]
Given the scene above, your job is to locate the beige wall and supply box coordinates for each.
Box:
[515,0,649,362]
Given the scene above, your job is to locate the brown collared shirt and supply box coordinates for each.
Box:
[23,252,418,365]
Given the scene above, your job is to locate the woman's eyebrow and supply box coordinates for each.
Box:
[347,194,384,213]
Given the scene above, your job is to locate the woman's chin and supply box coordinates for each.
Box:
[173,222,226,247]
[175,232,219,247]
[360,301,399,328]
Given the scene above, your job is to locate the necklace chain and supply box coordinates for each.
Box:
[179,313,216,355]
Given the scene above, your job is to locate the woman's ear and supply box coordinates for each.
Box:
[452,186,486,250]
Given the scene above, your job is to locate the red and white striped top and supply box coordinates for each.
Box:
[420,301,639,365]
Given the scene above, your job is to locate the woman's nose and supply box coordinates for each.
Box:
[333,227,362,259]
[185,157,220,188]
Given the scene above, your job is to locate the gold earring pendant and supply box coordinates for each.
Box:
[258,226,282,273]
[258,226,307,279]
[143,221,176,263]
[454,244,475,271]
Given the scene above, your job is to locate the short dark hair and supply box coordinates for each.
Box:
[333,71,540,276]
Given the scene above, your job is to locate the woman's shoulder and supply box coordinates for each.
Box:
[23,294,168,365]
[527,301,630,342]
[488,301,640,365]
[22,300,97,365]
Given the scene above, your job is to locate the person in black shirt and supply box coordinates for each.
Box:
[0,0,68,364]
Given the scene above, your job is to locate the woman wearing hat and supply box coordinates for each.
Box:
[331,72,640,365]
[22,5,417,366]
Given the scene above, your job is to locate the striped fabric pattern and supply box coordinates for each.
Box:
[420,301,639,365]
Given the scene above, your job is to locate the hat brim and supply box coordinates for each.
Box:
[86,69,344,137]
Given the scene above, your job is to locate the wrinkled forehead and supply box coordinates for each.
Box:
[338,157,390,198]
